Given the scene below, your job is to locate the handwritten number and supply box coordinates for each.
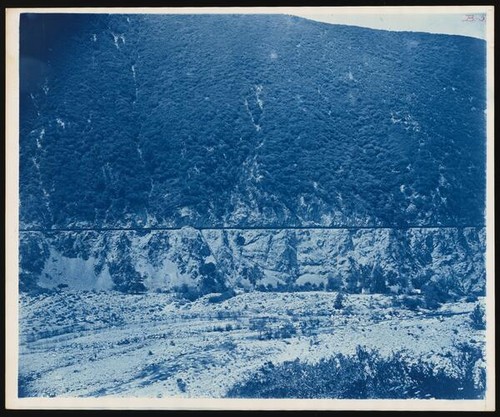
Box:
[463,14,486,23]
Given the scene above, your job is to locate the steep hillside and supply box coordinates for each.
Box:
[19,14,487,298]
[20,14,486,229]
[20,227,485,300]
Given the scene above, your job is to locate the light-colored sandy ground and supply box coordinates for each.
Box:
[18,291,485,398]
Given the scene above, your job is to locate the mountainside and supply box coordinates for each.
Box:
[20,14,486,229]
[19,14,487,298]
[20,227,485,299]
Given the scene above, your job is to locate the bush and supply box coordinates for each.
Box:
[227,344,486,399]
[175,284,200,301]
[469,304,486,330]
[466,294,479,303]
[400,295,424,311]
[249,317,270,338]
[176,378,187,393]
[199,262,227,294]
[334,292,346,309]
[421,280,449,309]
[108,261,146,294]
[277,322,297,339]
[250,317,296,340]
[326,276,342,292]
[220,339,238,351]
[300,318,321,336]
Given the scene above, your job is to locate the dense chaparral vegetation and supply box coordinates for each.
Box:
[18,14,487,302]
[227,343,486,399]
[20,14,486,229]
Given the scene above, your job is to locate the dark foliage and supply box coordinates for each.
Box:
[400,295,424,311]
[20,14,486,229]
[469,303,486,330]
[326,275,342,291]
[108,261,146,293]
[174,284,201,302]
[334,291,346,309]
[227,344,486,399]
[199,261,227,295]
[249,317,297,340]
[421,278,452,309]
[18,14,487,297]
[299,318,321,336]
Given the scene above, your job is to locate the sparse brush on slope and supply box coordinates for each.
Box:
[19,227,486,298]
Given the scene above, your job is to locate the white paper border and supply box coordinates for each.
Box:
[5,6,495,411]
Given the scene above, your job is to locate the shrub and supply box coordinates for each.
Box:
[176,378,187,393]
[400,295,424,311]
[235,235,246,246]
[466,294,479,303]
[108,261,146,294]
[421,280,449,309]
[300,318,321,336]
[175,284,200,301]
[390,296,402,308]
[469,304,486,330]
[199,262,227,295]
[326,276,342,292]
[226,343,486,399]
[216,310,232,320]
[250,317,296,340]
[276,322,297,339]
[249,317,269,339]
[220,339,238,351]
[334,292,346,309]
[369,265,388,294]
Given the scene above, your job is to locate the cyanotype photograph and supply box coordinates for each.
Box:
[5,6,494,410]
